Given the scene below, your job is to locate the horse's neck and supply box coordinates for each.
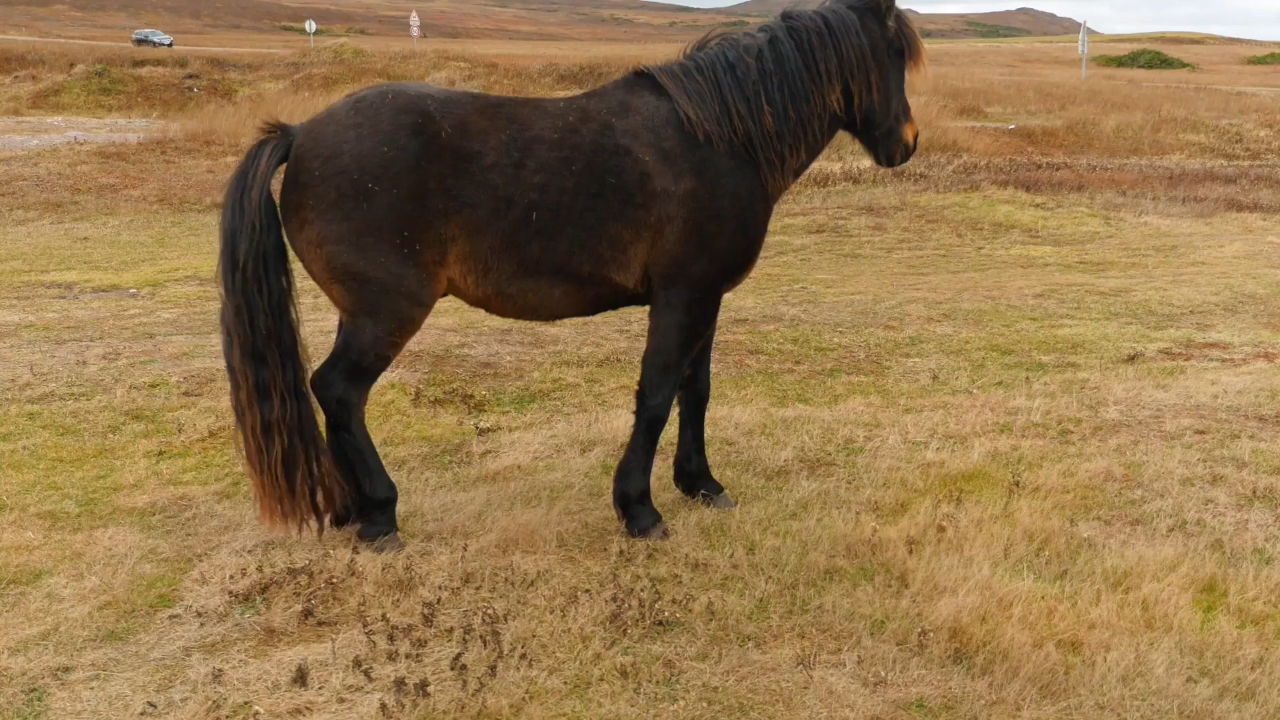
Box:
[773,116,845,202]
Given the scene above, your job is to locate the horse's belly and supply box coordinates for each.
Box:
[444,273,645,322]
[441,225,651,321]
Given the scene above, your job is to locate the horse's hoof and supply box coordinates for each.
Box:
[711,492,737,509]
[361,532,404,554]
[330,510,356,530]
[642,521,669,540]
[700,491,737,509]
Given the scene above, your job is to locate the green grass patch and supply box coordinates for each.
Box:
[905,697,954,718]
[934,465,1006,502]
[128,572,183,611]
[1094,49,1196,70]
[312,40,373,62]
[0,566,51,594]
[1194,577,1229,629]
[965,21,1032,39]
[277,23,340,36]
[277,23,371,37]
[9,686,49,720]
[35,64,132,113]
[1246,52,1280,66]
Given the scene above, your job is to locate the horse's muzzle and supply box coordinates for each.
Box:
[887,121,919,168]
[872,121,918,168]
[875,140,916,168]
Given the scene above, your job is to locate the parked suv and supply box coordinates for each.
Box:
[132,29,174,48]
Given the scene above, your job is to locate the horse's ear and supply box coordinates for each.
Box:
[878,0,897,20]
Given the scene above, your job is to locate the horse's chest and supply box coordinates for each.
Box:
[713,232,768,294]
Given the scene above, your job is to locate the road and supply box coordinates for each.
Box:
[0,34,282,53]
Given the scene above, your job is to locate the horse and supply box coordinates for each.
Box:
[218,0,925,549]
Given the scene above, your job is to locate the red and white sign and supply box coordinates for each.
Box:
[410,25,421,38]
[409,10,420,27]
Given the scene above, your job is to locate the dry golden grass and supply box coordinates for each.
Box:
[3,37,1277,160]
[2,35,1280,719]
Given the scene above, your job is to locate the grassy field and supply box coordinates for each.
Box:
[2,35,1280,719]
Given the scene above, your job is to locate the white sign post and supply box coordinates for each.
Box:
[1078,20,1088,79]
[304,18,317,50]
[409,10,421,51]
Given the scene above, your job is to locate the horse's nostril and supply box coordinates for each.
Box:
[901,120,919,149]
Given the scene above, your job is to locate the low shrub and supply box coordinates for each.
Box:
[1094,49,1195,70]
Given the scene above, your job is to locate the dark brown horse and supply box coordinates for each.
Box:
[219,0,925,548]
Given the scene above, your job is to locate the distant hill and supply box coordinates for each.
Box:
[724,3,1093,39]
[907,8,1096,39]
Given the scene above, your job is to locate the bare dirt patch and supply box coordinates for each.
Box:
[0,115,166,151]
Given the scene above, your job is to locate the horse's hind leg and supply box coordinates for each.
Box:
[673,326,735,509]
[311,305,432,547]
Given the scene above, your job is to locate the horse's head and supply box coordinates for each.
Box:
[838,0,924,168]
[645,0,927,195]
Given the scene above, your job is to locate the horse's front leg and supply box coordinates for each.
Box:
[613,291,722,538]
[673,326,735,509]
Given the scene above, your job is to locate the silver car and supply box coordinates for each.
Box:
[131,29,174,48]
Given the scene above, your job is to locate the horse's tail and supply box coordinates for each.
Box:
[218,121,345,533]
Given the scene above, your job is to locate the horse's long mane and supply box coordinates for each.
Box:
[642,0,925,195]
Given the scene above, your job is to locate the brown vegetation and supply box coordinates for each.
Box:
[2,31,1280,719]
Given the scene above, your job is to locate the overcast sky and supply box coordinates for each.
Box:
[657,1,1280,40]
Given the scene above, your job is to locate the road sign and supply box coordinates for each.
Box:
[1078,20,1088,79]
[304,18,317,49]
[410,26,421,38]
[409,10,420,27]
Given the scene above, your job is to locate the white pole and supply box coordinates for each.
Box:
[1079,20,1088,80]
